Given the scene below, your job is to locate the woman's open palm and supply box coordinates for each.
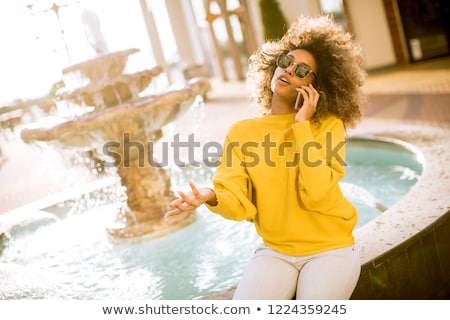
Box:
[165,181,215,217]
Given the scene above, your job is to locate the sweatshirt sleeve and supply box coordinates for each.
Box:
[205,134,257,221]
[292,118,349,215]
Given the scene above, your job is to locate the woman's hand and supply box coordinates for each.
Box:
[295,84,320,122]
[165,181,217,217]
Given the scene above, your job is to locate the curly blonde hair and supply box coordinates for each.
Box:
[247,15,366,128]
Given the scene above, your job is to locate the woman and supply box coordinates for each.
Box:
[166,15,366,300]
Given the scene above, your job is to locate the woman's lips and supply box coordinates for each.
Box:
[278,76,291,85]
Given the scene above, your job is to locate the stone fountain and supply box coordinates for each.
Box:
[21,48,210,240]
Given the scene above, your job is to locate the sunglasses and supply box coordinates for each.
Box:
[276,53,317,79]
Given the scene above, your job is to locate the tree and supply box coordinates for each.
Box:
[258,0,289,41]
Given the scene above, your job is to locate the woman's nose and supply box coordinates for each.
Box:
[285,63,296,75]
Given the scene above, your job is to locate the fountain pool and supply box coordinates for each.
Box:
[0,137,423,299]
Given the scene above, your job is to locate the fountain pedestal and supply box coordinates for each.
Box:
[106,119,194,239]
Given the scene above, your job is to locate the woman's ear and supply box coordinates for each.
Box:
[312,77,320,90]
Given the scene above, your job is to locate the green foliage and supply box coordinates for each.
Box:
[258,0,289,41]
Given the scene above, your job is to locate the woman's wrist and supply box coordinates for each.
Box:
[203,187,218,206]
[295,114,310,123]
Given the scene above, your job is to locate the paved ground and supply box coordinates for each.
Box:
[0,56,449,214]
[361,58,450,127]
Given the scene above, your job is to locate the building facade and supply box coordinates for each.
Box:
[160,0,449,81]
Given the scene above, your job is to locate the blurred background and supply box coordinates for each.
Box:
[0,0,448,107]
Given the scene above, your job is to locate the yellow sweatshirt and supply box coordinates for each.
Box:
[205,113,357,256]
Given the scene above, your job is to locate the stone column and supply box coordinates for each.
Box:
[139,0,172,82]
[164,0,207,78]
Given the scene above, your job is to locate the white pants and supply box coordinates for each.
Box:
[233,244,361,300]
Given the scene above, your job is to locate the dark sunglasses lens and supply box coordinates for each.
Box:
[277,54,313,79]
[295,64,311,78]
[277,54,292,68]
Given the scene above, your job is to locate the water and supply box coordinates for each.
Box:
[0,138,423,299]
[343,138,423,226]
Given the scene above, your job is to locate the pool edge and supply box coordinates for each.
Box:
[349,124,450,299]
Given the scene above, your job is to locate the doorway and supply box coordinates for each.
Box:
[397,0,450,61]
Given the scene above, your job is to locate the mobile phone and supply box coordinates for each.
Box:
[294,91,303,110]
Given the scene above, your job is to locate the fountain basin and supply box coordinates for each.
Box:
[21,81,208,148]
[349,124,450,299]
[2,129,441,300]
[62,48,140,86]
[57,67,164,109]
